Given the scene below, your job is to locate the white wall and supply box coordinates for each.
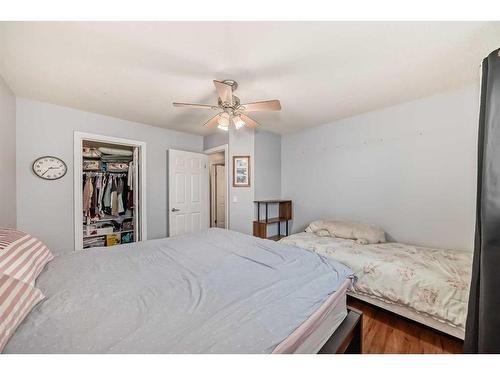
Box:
[13,86,478,251]
[254,130,281,200]
[253,130,282,236]
[228,127,254,234]
[204,132,229,150]
[16,98,203,254]
[282,86,479,251]
[0,75,16,227]
[226,129,282,236]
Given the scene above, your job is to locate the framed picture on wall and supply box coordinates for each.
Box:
[233,155,250,187]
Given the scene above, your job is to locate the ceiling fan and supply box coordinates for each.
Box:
[172,80,281,131]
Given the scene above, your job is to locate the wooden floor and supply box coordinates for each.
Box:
[347,297,463,354]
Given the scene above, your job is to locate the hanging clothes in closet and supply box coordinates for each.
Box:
[83,145,134,220]
[83,172,131,218]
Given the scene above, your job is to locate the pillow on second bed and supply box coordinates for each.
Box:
[305,220,386,244]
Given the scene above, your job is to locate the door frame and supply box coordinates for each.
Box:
[204,144,229,229]
[73,131,147,251]
[210,163,226,228]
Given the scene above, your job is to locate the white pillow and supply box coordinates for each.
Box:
[305,220,386,244]
[316,229,331,237]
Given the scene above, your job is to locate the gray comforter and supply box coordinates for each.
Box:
[5,229,353,353]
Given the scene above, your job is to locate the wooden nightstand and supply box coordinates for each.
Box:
[318,307,363,354]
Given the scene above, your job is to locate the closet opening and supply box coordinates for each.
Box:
[74,132,147,251]
[205,145,229,229]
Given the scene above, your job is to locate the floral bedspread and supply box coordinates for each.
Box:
[280,232,472,329]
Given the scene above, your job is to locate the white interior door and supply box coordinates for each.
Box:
[215,165,226,228]
[168,149,209,237]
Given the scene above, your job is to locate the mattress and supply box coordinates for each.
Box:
[274,278,350,353]
[5,229,354,353]
[280,232,472,335]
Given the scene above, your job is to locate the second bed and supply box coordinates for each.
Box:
[280,230,472,339]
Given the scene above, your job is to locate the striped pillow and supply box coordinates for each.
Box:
[0,228,54,286]
[0,274,45,352]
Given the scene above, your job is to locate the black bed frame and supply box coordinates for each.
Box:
[318,307,363,354]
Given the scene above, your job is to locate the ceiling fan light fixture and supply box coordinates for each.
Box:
[217,113,229,131]
[217,112,230,127]
[233,115,245,130]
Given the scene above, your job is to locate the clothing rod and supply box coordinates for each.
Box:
[83,171,128,177]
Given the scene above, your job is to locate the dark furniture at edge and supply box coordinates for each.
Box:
[319,307,363,354]
[253,200,292,241]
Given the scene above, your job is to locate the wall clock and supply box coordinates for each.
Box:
[32,156,67,180]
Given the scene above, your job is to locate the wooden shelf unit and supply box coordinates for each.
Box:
[253,200,292,241]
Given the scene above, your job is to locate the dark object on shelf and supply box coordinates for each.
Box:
[121,219,133,231]
[253,200,292,241]
[318,307,363,354]
[121,232,134,244]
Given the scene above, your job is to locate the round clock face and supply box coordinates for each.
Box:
[33,156,67,180]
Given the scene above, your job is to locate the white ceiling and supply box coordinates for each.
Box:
[1,22,499,135]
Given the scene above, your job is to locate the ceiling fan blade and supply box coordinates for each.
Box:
[239,100,281,112]
[239,114,260,129]
[213,80,234,106]
[173,102,219,110]
[203,113,222,128]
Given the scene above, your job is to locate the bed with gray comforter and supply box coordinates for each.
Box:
[5,228,353,353]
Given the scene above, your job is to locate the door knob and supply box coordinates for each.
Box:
[171,208,180,212]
